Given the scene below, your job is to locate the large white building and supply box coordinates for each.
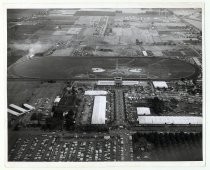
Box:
[137,116,202,125]
[91,96,107,124]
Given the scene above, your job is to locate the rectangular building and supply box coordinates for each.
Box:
[85,90,107,96]
[137,116,202,125]
[137,107,151,115]
[7,108,20,116]
[91,96,106,124]
[97,81,115,86]
[9,104,28,113]
[122,81,139,86]
[23,103,35,110]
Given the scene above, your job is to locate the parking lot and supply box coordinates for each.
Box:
[8,134,128,161]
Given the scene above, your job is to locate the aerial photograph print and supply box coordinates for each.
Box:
[6,6,203,163]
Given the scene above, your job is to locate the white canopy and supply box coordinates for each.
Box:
[153,81,168,88]
[91,96,106,124]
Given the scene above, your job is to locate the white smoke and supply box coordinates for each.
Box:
[10,41,52,58]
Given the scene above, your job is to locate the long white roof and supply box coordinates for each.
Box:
[97,80,144,86]
[138,116,202,125]
[97,81,115,86]
[91,96,106,124]
[97,81,143,86]
[122,81,139,85]
[23,103,35,110]
[8,108,20,116]
[9,104,28,113]
[85,90,107,96]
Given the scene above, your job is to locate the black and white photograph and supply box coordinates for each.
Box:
[1,0,209,168]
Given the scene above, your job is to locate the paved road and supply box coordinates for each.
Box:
[112,89,134,160]
[114,89,125,126]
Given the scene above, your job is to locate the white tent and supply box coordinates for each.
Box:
[153,81,168,88]
[137,107,151,115]
[91,96,106,124]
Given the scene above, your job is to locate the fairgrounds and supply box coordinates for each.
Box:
[8,56,198,80]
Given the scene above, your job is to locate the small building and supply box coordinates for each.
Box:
[153,81,168,88]
[137,107,151,115]
[54,96,61,103]
[192,57,202,67]
[23,103,35,111]
[114,77,122,86]
[142,51,148,56]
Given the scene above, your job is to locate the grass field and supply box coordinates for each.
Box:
[7,81,65,105]
[8,57,197,80]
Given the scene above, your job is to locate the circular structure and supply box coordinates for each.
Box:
[8,57,198,80]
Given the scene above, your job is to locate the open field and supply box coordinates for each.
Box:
[7,81,65,106]
[8,57,197,80]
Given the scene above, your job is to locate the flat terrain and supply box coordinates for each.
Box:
[7,81,65,106]
[8,57,197,80]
